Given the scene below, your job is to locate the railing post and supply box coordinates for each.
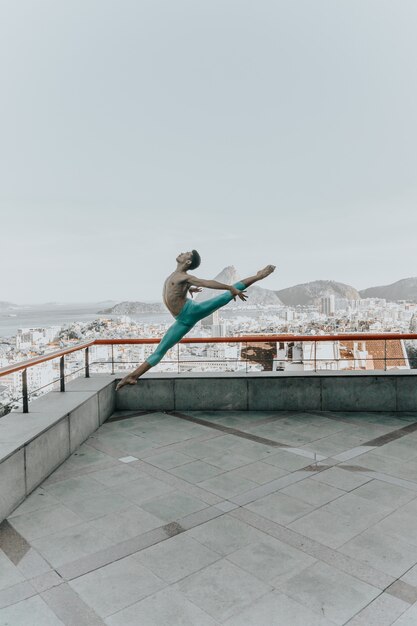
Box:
[314,341,317,372]
[384,339,387,371]
[111,345,115,375]
[60,356,65,392]
[177,343,180,374]
[22,368,29,413]
[85,347,90,378]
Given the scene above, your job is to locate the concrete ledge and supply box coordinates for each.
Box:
[0,375,116,521]
[115,370,417,413]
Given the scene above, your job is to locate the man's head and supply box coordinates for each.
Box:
[176,250,201,270]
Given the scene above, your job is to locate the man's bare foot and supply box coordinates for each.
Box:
[116,376,138,391]
[257,265,276,280]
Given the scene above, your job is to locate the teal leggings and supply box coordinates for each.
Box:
[146,281,247,366]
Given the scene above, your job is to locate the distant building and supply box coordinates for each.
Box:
[321,296,335,316]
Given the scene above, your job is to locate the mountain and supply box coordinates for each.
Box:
[276,280,360,306]
[360,278,417,302]
[0,301,18,313]
[195,266,283,307]
[99,301,166,315]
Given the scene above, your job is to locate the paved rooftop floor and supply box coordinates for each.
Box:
[3,410,417,625]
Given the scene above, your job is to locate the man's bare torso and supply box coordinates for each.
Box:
[162,271,191,317]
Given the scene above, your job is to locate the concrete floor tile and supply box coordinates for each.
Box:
[136,534,220,583]
[280,478,344,506]
[140,491,208,522]
[288,509,368,549]
[245,491,314,525]
[111,475,174,505]
[31,522,114,568]
[188,515,268,556]
[9,505,83,541]
[169,460,223,483]
[226,534,316,586]
[89,464,143,487]
[93,505,163,541]
[104,588,218,626]
[69,554,165,618]
[224,590,337,626]
[311,466,372,491]
[143,450,194,469]
[278,561,379,625]
[176,558,272,622]
[0,551,25,591]
[263,450,312,471]
[0,594,65,625]
[347,593,409,626]
[355,479,417,509]
[198,473,258,498]
[323,492,391,526]
[0,581,36,610]
[391,603,417,625]
[63,491,133,521]
[42,475,112,506]
[228,461,288,484]
[7,488,60,518]
[338,527,417,578]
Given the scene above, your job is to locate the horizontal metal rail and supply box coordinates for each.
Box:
[1,334,416,413]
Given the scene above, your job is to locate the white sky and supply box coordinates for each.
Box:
[1,0,416,303]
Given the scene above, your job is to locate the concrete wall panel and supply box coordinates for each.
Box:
[0,450,25,521]
[175,377,247,410]
[26,418,70,492]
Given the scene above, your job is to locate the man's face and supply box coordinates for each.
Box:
[176,251,192,265]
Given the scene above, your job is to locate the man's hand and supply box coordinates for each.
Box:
[116,375,138,391]
[189,287,202,299]
[230,286,248,302]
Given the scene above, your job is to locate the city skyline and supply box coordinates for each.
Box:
[1,1,416,303]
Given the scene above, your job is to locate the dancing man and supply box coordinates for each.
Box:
[116,250,276,390]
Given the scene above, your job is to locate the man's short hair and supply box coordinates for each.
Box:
[189,249,201,270]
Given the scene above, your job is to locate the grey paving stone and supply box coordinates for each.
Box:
[15,548,52,579]
[401,563,417,587]
[136,533,220,583]
[30,571,62,593]
[140,491,208,522]
[41,583,104,626]
[288,509,369,549]
[322,492,391,526]
[8,488,60,518]
[0,594,65,625]
[63,492,133,521]
[226,533,316,586]
[88,463,144,487]
[391,602,417,625]
[311,466,372,491]
[338,527,417,578]
[372,509,417,548]
[198,451,251,470]
[93,505,164,541]
[176,558,272,622]
[109,475,174,505]
[263,450,312,471]
[43,475,112,506]
[9,505,83,541]
[143,450,195,469]
[0,551,25,591]
[278,561,380,625]
[280,477,344,506]
[198,473,258,498]
[188,515,268,556]
[0,581,36,610]
[104,588,218,626]
[169,460,224,483]
[346,592,409,625]
[31,522,114,568]
[69,554,165,618]
[386,580,417,605]
[224,590,337,626]
[228,461,289,484]
[244,491,314,525]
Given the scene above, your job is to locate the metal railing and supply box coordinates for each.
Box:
[1,333,416,413]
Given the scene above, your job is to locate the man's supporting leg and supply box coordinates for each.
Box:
[116,319,192,389]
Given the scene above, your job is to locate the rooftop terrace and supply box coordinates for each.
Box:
[3,384,417,624]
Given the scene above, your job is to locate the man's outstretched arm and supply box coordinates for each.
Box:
[186,275,235,290]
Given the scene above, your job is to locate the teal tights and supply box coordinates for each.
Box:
[146,281,247,366]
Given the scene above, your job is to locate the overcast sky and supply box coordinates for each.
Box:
[1,0,416,303]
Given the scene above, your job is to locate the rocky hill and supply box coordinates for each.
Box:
[99,301,166,315]
[195,266,283,307]
[0,301,18,312]
[360,278,417,302]
[275,280,360,306]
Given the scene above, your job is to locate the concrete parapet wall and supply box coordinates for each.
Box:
[0,375,116,522]
[115,371,417,413]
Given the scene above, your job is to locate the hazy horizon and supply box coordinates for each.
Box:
[1,0,416,304]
